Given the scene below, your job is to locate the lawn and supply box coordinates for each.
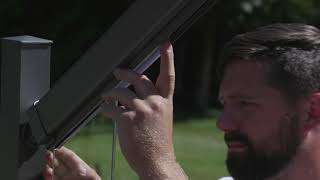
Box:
[65,110,229,180]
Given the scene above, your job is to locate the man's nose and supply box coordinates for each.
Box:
[216,111,238,133]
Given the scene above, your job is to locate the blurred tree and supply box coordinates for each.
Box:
[174,0,242,114]
[174,0,320,115]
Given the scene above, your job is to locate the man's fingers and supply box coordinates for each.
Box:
[101,103,137,125]
[100,103,131,121]
[46,151,54,168]
[55,147,87,169]
[156,42,175,100]
[43,165,53,180]
[113,69,158,98]
[102,88,144,110]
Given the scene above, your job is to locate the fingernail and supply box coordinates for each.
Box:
[161,41,172,51]
[45,151,52,160]
[113,68,121,77]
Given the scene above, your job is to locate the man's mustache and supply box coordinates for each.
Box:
[224,132,251,145]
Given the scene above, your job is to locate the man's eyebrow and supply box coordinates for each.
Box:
[218,94,259,102]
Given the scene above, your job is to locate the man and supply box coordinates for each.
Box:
[45,23,320,180]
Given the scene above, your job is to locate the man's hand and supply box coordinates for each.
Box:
[43,146,101,180]
[102,42,188,180]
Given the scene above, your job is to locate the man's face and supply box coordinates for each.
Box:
[217,61,304,180]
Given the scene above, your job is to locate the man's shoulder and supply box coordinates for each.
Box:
[218,177,233,180]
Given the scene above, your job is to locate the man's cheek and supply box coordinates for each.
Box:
[249,134,276,154]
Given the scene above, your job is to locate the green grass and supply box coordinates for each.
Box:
[65,110,229,180]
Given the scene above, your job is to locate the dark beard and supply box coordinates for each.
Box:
[225,116,302,180]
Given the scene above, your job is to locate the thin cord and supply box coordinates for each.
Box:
[110,102,118,180]
[110,121,117,180]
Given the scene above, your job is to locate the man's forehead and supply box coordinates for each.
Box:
[223,61,268,79]
[219,61,270,99]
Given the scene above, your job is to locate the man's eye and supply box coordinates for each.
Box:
[239,100,250,106]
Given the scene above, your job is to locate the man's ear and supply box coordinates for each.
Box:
[304,93,320,133]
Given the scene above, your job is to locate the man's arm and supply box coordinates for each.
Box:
[102,42,188,180]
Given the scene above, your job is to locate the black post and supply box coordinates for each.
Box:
[1,36,52,180]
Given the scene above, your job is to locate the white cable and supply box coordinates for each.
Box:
[110,103,118,180]
[110,121,117,180]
